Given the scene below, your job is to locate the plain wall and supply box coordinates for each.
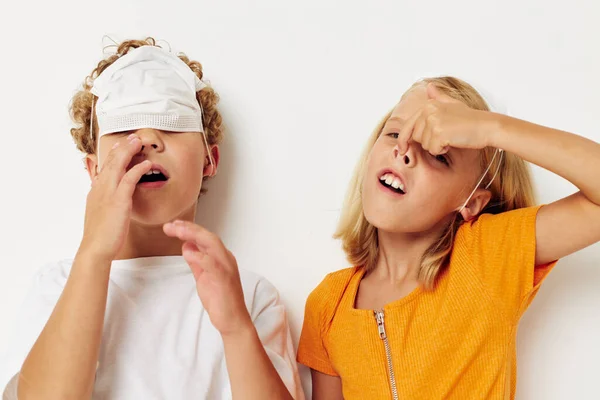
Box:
[1,0,599,398]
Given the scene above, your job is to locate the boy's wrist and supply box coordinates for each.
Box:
[75,246,113,271]
[220,314,256,343]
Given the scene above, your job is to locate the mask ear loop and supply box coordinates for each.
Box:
[457,148,504,214]
[201,130,215,177]
[198,95,215,177]
[484,149,504,190]
[89,95,101,169]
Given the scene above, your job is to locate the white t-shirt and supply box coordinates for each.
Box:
[0,256,304,400]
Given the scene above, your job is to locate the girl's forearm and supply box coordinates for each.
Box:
[489,114,600,205]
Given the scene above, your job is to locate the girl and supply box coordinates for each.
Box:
[1,38,302,400]
[297,76,600,399]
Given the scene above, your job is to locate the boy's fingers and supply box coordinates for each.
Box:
[182,241,213,280]
[163,221,228,262]
[99,135,143,186]
[116,160,152,201]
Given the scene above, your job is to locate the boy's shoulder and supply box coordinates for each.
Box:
[29,259,73,291]
[238,267,275,292]
[238,268,285,313]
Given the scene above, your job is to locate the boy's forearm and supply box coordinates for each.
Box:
[489,114,600,205]
[222,322,294,400]
[18,251,112,400]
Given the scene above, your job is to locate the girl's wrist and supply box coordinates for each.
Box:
[483,111,509,149]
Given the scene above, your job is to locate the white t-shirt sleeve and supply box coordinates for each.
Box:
[246,274,305,400]
[1,262,68,399]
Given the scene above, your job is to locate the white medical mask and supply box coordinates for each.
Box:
[90,46,213,171]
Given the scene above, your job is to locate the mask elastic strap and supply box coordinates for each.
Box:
[458,148,504,214]
[90,96,102,166]
[201,130,215,177]
[199,101,214,177]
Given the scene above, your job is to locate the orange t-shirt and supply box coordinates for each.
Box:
[297,206,557,399]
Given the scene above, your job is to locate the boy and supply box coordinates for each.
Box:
[1,38,302,400]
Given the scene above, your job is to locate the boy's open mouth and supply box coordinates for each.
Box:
[138,169,168,184]
[133,163,170,185]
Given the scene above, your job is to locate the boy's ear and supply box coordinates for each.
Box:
[85,154,99,182]
[204,145,220,177]
[459,189,492,221]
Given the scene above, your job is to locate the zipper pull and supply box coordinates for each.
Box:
[374,309,387,339]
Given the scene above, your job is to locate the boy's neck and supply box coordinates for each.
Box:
[115,208,196,260]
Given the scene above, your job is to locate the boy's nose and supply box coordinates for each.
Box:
[135,128,164,152]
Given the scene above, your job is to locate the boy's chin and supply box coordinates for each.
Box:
[130,214,173,228]
[130,206,193,228]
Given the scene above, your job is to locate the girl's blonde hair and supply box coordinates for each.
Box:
[334,76,535,289]
[69,37,223,155]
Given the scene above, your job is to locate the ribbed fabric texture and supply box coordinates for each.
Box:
[297,206,557,399]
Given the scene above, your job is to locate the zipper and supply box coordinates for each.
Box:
[374,309,399,400]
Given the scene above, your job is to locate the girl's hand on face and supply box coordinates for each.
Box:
[398,83,498,155]
[79,134,152,262]
[163,220,253,337]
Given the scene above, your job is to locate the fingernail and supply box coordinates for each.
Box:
[130,137,140,145]
[127,134,137,141]
[111,142,120,149]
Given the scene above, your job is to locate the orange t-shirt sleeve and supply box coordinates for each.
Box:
[459,205,558,319]
[296,277,339,376]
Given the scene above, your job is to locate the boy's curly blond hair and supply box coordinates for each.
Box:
[69,37,223,155]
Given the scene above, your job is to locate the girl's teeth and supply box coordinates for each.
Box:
[144,171,153,176]
[380,173,405,192]
[152,170,160,174]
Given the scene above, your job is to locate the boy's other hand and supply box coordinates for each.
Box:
[163,220,253,337]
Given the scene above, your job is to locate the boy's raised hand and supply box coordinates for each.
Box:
[80,134,152,262]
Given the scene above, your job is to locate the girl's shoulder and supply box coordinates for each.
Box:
[310,266,360,300]
[304,266,361,326]
[456,205,543,246]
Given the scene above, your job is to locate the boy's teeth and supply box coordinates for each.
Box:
[152,170,161,174]
[391,179,400,189]
[144,171,153,176]
[385,175,393,185]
